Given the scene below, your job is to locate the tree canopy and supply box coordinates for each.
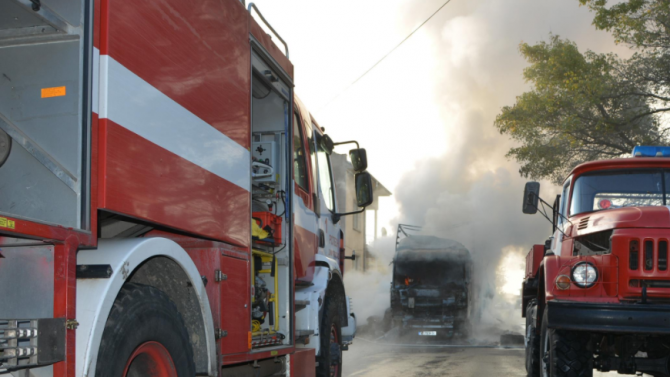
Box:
[495,0,670,184]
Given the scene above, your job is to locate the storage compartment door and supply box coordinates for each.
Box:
[0,0,92,230]
[220,256,251,354]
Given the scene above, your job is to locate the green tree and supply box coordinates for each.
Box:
[580,0,670,49]
[581,0,670,105]
[496,33,669,184]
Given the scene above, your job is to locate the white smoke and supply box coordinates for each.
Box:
[343,237,396,324]
[251,0,627,341]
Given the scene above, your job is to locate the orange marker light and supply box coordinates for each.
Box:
[556,275,571,290]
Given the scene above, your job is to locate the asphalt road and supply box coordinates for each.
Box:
[343,338,526,377]
[342,337,621,377]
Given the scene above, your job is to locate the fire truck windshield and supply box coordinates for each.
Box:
[570,169,670,216]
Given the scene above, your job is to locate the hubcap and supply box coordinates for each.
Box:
[123,341,177,377]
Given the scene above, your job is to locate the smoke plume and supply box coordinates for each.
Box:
[337,0,626,339]
[251,0,628,340]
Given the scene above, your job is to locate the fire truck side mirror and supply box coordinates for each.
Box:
[349,148,368,173]
[355,172,374,208]
[523,181,540,215]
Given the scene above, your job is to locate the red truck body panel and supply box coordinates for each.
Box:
[98,0,253,248]
[525,244,544,280]
[0,0,324,375]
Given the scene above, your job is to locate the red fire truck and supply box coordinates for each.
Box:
[0,1,374,376]
[521,146,670,377]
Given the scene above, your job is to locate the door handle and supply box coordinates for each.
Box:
[318,229,325,248]
[313,193,320,217]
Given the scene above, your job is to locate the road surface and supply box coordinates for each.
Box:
[342,337,620,377]
[343,337,526,377]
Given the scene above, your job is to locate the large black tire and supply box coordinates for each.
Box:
[95,283,195,377]
[526,301,540,377]
[540,309,592,377]
[316,295,342,377]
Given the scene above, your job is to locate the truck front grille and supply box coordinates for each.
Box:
[645,240,654,270]
[659,241,668,271]
[630,240,639,270]
[629,238,670,273]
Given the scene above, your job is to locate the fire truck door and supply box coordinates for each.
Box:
[0,0,92,230]
[293,112,317,281]
[314,134,340,260]
[219,256,250,354]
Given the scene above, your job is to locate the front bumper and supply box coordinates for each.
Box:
[548,300,670,334]
[341,297,356,346]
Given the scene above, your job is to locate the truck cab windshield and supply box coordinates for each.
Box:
[570,169,670,216]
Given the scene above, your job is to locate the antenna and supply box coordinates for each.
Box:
[395,224,422,252]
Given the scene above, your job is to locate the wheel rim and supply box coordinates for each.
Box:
[123,341,177,377]
[330,324,341,377]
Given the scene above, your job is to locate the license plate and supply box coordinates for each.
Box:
[418,331,437,336]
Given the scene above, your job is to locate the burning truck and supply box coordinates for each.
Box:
[387,225,473,339]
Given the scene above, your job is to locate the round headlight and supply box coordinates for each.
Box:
[571,262,598,288]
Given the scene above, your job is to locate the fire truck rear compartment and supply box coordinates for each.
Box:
[249,52,292,348]
[0,1,89,373]
[0,0,91,231]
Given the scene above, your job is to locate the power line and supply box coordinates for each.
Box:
[317,0,454,113]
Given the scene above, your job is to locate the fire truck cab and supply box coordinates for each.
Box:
[522,146,670,377]
[0,0,373,376]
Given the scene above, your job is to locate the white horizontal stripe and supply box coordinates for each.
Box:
[97,52,250,191]
[92,48,99,114]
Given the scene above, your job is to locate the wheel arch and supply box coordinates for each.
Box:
[76,237,217,377]
[315,254,348,328]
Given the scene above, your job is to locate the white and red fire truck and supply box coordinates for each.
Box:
[0,1,374,376]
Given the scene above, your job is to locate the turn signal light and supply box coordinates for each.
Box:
[555,275,571,290]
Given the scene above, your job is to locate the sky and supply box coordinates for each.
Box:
[249,0,633,329]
